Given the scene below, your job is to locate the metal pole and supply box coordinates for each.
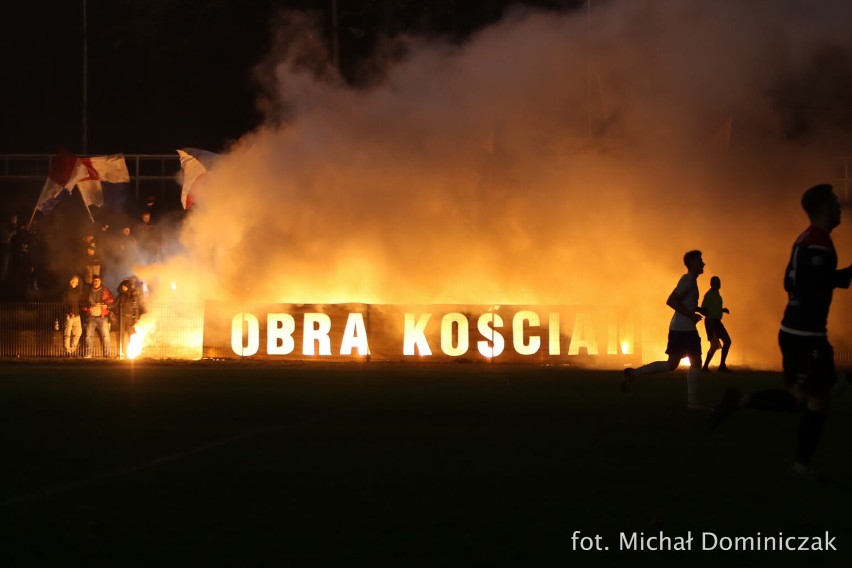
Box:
[586,0,591,139]
[82,0,88,154]
[331,0,339,69]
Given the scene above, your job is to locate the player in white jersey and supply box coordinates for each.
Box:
[623,250,705,408]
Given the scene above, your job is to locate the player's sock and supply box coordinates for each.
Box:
[687,366,699,405]
[720,344,730,367]
[747,389,799,412]
[795,409,826,466]
[635,361,671,376]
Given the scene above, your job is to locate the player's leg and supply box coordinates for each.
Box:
[702,320,717,371]
[623,331,680,390]
[791,339,835,478]
[748,331,814,412]
[634,355,680,376]
[710,384,802,429]
[703,339,718,371]
[622,357,672,391]
[792,393,829,479]
[711,330,802,427]
[686,332,702,407]
[718,323,732,371]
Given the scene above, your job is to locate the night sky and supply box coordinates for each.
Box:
[2,0,581,155]
[6,0,852,344]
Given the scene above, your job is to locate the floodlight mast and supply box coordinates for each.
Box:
[82,0,88,154]
[331,0,339,69]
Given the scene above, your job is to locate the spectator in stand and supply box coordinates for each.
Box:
[110,226,138,287]
[83,274,114,358]
[97,222,114,257]
[81,232,97,256]
[8,224,34,299]
[27,218,44,293]
[144,195,158,218]
[128,275,147,315]
[135,211,160,262]
[81,244,103,286]
[115,278,143,359]
[61,275,83,355]
[0,214,17,286]
[118,226,136,257]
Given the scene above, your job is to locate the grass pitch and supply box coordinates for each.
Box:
[0,362,850,566]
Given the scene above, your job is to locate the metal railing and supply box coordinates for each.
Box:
[0,301,204,359]
[0,154,181,202]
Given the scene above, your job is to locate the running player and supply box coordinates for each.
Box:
[711,184,852,479]
[623,250,705,409]
[701,276,732,372]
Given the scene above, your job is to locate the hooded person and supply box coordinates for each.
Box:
[115,278,143,358]
[83,274,114,358]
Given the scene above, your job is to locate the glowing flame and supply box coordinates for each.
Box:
[620,341,632,355]
[171,281,177,291]
[127,328,147,360]
[127,316,156,360]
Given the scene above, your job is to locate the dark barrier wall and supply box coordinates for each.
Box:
[203,302,643,365]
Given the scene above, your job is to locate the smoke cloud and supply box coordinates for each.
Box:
[143,0,852,368]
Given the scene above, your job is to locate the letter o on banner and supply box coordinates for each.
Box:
[232,312,260,356]
[441,313,469,356]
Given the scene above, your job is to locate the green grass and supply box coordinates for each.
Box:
[0,362,849,566]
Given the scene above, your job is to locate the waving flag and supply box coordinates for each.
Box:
[33,148,88,216]
[178,148,218,209]
[76,155,130,211]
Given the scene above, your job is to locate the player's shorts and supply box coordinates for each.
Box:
[665,329,702,364]
[704,319,731,344]
[778,330,836,394]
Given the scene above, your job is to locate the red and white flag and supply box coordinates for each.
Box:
[34,148,89,214]
[76,155,130,209]
[177,148,218,209]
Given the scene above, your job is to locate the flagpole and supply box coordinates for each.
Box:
[82,200,95,224]
[82,0,88,154]
[27,154,52,229]
[27,205,38,230]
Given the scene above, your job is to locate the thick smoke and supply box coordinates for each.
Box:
[144,0,852,368]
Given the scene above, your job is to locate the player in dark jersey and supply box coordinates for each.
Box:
[701,276,732,372]
[711,184,852,479]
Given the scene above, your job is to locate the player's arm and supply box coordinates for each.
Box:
[666,290,701,322]
[834,264,852,289]
[797,246,851,290]
[697,293,709,316]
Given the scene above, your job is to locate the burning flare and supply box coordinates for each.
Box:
[127,316,156,360]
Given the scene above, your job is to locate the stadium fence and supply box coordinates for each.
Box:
[0,301,203,359]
